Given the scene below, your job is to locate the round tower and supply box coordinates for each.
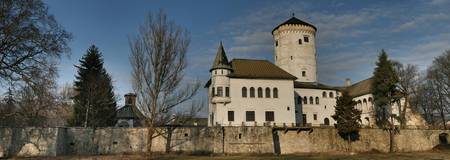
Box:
[272,16,317,83]
[210,42,232,104]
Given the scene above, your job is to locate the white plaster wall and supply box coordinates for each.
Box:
[212,78,296,126]
[273,25,317,83]
[295,88,338,126]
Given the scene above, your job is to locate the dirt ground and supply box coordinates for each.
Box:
[10,150,450,160]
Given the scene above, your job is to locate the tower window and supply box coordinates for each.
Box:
[212,87,215,97]
[225,87,230,97]
[298,39,302,44]
[302,71,306,77]
[217,87,223,97]
[275,41,278,46]
[290,56,293,60]
[304,36,309,43]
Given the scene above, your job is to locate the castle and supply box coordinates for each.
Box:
[206,16,422,127]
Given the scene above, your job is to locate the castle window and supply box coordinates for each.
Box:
[298,39,302,45]
[287,107,290,111]
[266,87,271,98]
[309,96,313,104]
[304,36,309,43]
[212,87,215,97]
[275,40,278,46]
[246,111,255,121]
[315,97,319,104]
[242,87,247,98]
[273,88,278,98]
[225,87,230,97]
[217,87,223,97]
[322,91,327,98]
[329,92,334,98]
[228,111,234,121]
[290,56,293,60]
[221,70,223,74]
[214,70,217,75]
[302,71,306,77]
[265,111,274,121]
[257,87,263,98]
[249,87,255,98]
[313,114,317,120]
[303,96,307,104]
[297,96,302,104]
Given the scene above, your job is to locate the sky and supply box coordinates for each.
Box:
[29,0,450,108]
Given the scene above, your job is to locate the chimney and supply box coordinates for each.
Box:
[124,93,137,107]
[344,78,351,87]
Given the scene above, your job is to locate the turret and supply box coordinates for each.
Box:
[210,42,232,103]
[272,15,317,83]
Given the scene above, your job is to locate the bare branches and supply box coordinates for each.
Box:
[0,0,71,86]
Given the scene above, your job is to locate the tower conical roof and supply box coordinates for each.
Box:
[210,42,232,72]
[272,16,317,34]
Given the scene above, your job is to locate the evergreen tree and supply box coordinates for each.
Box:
[69,45,117,127]
[332,91,361,142]
[372,50,399,128]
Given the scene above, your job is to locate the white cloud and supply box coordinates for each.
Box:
[394,13,450,32]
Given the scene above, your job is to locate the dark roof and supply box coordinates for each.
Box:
[227,59,297,80]
[116,105,141,119]
[294,81,338,90]
[345,78,373,98]
[272,16,317,33]
[210,42,232,71]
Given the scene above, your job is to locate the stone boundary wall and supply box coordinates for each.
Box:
[0,127,448,158]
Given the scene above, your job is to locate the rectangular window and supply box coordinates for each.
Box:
[228,111,234,121]
[302,114,307,125]
[217,87,223,97]
[313,114,317,120]
[298,39,302,44]
[246,111,255,121]
[225,87,230,97]
[304,36,309,42]
[212,87,215,97]
[265,111,274,121]
[275,41,278,46]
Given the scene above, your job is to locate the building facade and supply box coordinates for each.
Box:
[207,16,424,127]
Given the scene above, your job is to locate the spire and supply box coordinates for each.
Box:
[210,42,232,72]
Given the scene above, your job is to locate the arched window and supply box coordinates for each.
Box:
[273,88,278,98]
[309,96,313,104]
[302,71,306,77]
[266,87,270,98]
[315,97,319,104]
[357,100,362,110]
[242,87,247,98]
[324,118,330,126]
[297,96,302,104]
[363,99,367,110]
[249,87,255,98]
[303,96,307,104]
[329,92,334,98]
[322,91,327,98]
[257,87,263,98]
[298,39,302,44]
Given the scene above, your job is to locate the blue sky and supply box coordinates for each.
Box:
[35,0,450,107]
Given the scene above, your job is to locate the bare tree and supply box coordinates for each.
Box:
[0,0,71,86]
[129,11,201,154]
[393,62,420,128]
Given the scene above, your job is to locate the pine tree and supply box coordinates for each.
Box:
[332,91,361,143]
[372,50,399,128]
[69,45,117,127]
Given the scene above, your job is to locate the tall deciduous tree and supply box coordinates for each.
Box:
[393,62,420,128]
[69,45,117,127]
[0,0,71,85]
[372,50,399,152]
[129,11,201,154]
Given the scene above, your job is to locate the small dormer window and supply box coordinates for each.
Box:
[275,41,278,46]
[302,71,306,77]
[298,39,302,45]
[304,36,309,43]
